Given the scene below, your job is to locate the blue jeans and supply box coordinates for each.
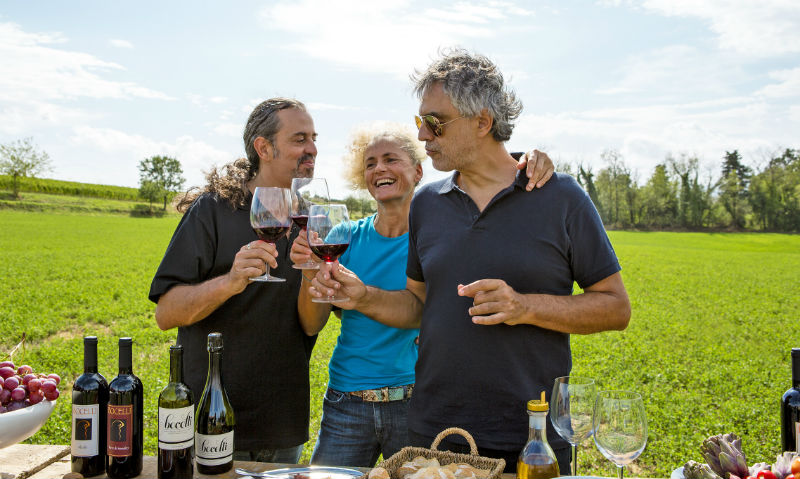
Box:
[233,444,304,464]
[311,388,410,467]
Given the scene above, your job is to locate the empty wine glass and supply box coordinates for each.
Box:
[593,390,647,479]
[249,187,293,282]
[307,204,351,303]
[551,376,596,476]
[290,177,330,269]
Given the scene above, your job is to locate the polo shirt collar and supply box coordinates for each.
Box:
[437,170,528,194]
[437,172,460,194]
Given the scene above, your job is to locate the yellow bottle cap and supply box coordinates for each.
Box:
[527,391,548,412]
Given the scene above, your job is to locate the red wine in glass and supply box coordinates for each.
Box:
[249,187,293,282]
[307,204,352,303]
[255,226,291,243]
[309,243,349,263]
[290,177,329,270]
[289,215,308,229]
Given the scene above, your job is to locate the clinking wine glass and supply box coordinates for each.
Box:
[307,204,351,303]
[550,376,597,476]
[249,186,293,282]
[593,390,647,479]
[290,177,330,269]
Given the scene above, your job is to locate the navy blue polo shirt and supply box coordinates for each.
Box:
[406,171,620,451]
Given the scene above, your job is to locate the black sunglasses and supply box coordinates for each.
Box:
[414,114,465,137]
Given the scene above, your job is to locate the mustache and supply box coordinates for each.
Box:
[296,154,314,166]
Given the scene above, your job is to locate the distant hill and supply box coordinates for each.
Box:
[0,175,180,216]
[0,175,140,201]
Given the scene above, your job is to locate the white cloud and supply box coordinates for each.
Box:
[109,38,133,49]
[511,94,793,182]
[259,0,536,77]
[67,126,233,188]
[756,68,800,98]
[187,94,229,108]
[0,101,98,136]
[306,102,361,112]
[211,122,242,138]
[594,44,743,101]
[638,0,800,57]
[0,22,171,103]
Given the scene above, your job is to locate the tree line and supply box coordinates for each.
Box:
[559,147,800,232]
[3,137,798,231]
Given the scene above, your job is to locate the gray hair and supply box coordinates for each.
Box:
[411,48,522,142]
[242,97,307,177]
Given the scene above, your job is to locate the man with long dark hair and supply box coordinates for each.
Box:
[149,98,317,463]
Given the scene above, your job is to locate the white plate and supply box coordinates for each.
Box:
[239,466,365,479]
[671,466,685,479]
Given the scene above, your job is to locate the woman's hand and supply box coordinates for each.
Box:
[517,149,555,191]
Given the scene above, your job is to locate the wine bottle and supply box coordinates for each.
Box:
[158,345,194,479]
[71,336,109,477]
[106,337,143,479]
[195,332,235,474]
[781,348,800,453]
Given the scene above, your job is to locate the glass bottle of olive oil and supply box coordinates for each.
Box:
[517,391,559,479]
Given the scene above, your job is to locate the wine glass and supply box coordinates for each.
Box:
[290,177,330,269]
[249,187,293,282]
[593,390,647,479]
[307,204,352,303]
[550,376,597,476]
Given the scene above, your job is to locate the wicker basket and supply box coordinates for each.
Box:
[376,428,506,479]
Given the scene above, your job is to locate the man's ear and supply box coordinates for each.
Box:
[476,108,493,138]
[253,136,272,162]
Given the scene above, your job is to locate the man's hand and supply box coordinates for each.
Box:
[309,261,368,309]
[228,240,279,294]
[289,229,319,267]
[457,279,528,325]
[517,149,555,191]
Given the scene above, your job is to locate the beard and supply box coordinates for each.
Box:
[293,153,315,178]
[272,145,314,179]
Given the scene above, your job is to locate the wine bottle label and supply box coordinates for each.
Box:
[795,421,799,452]
[107,404,133,457]
[71,404,100,457]
[158,406,194,450]
[195,431,234,466]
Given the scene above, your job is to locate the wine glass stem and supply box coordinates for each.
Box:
[265,242,274,277]
[617,465,625,479]
[570,444,577,476]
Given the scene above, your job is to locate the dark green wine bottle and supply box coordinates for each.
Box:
[195,332,235,474]
[158,345,194,479]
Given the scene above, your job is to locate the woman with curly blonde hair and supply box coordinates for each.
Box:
[291,122,553,467]
[291,122,425,466]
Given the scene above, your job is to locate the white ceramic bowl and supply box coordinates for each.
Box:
[0,400,57,449]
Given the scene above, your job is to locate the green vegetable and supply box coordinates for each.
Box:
[685,460,724,479]
[701,433,750,479]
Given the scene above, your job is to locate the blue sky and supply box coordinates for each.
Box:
[1,0,798,199]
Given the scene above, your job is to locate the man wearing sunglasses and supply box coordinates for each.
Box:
[310,48,630,473]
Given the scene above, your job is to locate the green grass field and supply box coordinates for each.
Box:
[1,206,798,478]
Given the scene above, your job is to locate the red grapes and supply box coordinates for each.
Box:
[0,360,59,414]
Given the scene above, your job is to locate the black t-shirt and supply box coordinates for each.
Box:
[407,172,621,451]
[149,193,315,450]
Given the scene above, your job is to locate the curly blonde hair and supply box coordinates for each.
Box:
[342,122,427,191]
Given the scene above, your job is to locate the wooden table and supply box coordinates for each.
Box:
[0,444,373,479]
